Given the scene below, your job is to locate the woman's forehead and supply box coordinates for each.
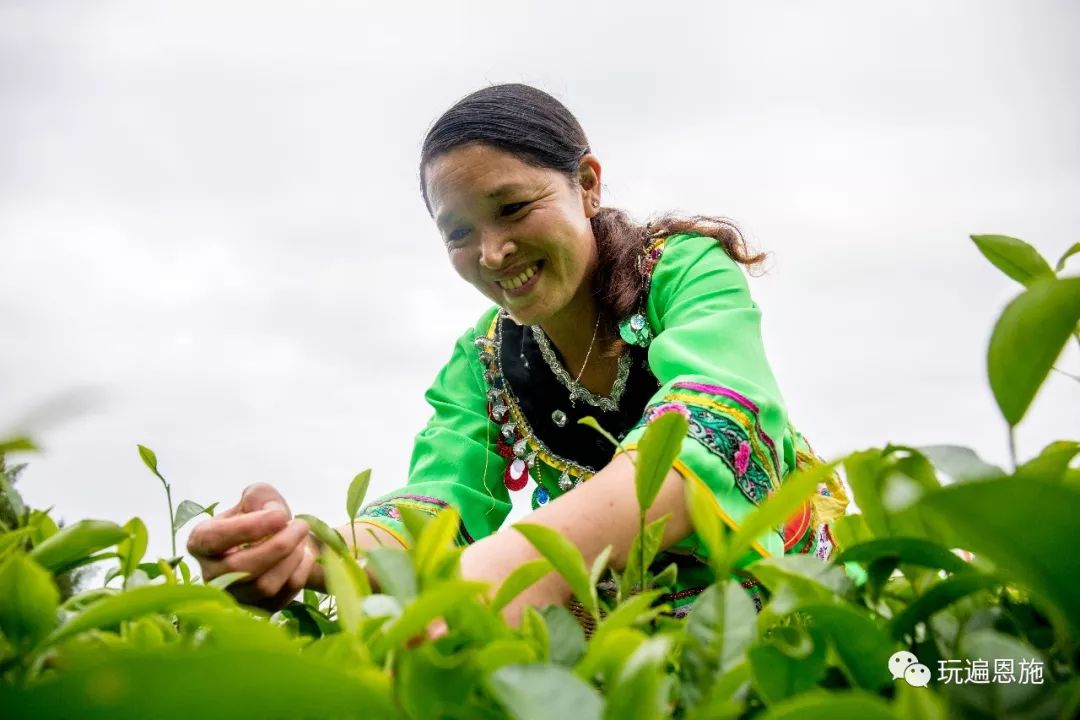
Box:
[427,146,554,219]
[428,145,539,191]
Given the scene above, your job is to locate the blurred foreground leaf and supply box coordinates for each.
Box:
[489,663,604,720]
[1,647,394,719]
[918,476,1080,635]
[28,520,127,574]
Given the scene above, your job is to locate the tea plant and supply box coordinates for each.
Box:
[0,234,1077,719]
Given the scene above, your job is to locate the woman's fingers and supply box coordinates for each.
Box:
[262,542,318,610]
[215,518,310,579]
[240,482,291,515]
[187,507,290,558]
[232,534,308,604]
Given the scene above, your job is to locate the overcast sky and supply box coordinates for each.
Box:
[2,1,1077,561]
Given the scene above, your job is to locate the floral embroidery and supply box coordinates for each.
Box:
[646,402,691,422]
[734,441,751,477]
[634,385,780,509]
[672,382,780,473]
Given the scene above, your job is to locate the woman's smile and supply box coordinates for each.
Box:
[496,260,544,298]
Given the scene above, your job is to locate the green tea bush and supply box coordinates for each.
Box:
[1,235,1078,719]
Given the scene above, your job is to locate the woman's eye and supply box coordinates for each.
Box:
[500,201,529,217]
[447,228,470,244]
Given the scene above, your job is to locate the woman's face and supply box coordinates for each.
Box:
[423,143,602,328]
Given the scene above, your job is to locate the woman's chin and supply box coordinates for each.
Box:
[502,303,550,327]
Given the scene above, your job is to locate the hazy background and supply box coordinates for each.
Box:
[2,1,1077,560]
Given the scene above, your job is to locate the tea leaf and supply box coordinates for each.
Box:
[0,436,37,455]
[117,517,148,586]
[413,506,460,581]
[604,635,673,720]
[757,690,897,720]
[492,558,553,613]
[321,552,369,634]
[971,234,1055,287]
[915,445,1005,483]
[578,416,623,451]
[798,604,894,690]
[172,500,217,532]
[207,571,249,589]
[474,638,539,674]
[1015,440,1080,482]
[589,545,613,590]
[750,555,852,605]
[541,604,586,667]
[489,664,604,720]
[366,547,417,603]
[749,625,827,705]
[890,571,1000,640]
[987,276,1080,426]
[371,579,486,655]
[28,519,127,573]
[575,627,648,685]
[397,505,431,547]
[346,469,371,520]
[634,411,688,513]
[835,537,970,574]
[1056,241,1080,272]
[590,589,665,648]
[622,515,669,596]
[0,553,59,649]
[397,642,481,719]
[680,581,758,707]
[136,444,165,483]
[514,523,596,617]
[295,513,350,558]
[521,606,550,663]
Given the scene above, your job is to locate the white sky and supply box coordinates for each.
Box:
[2,0,1077,560]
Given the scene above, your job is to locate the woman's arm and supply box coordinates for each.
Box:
[458,451,690,627]
[306,454,688,624]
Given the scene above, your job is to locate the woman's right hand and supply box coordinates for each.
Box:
[186,482,317,611]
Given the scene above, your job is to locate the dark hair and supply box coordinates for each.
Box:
[419,83,767,357]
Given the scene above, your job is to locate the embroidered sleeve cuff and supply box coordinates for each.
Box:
[620,381,787,562]
[354,493,477,548]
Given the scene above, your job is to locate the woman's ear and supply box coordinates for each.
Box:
[578,153,602,214]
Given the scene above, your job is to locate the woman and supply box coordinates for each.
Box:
[187,83,847,624]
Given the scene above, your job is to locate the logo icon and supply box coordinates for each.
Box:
[904,663,932,687]
[889,650,930,687]
[889,650,918,680]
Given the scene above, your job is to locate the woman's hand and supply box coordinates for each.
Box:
[187,482,317,611]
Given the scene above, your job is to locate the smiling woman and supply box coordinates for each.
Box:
[188,83,848,621]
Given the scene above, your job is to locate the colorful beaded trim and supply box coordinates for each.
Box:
[476,313,595,503]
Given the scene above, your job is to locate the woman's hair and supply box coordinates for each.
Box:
[419,83,767,357]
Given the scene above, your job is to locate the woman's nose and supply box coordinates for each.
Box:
[478,230,517,270]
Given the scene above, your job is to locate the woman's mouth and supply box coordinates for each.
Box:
[496,261,543,296]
